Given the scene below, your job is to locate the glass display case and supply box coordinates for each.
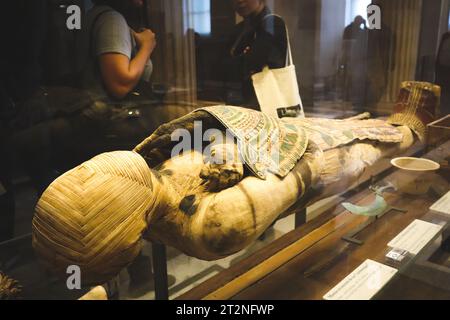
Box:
[0,0,449,301]
[179,140,450,300]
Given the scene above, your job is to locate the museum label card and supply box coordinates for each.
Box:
[430,191,450,216]
[323,260,397,300]
[388,219,443,255]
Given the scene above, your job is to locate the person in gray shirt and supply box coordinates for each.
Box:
[81,0,156,101]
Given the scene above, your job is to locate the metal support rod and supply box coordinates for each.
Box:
[152,242,169,300]
[342,207,407,245]
[295,208,307,229]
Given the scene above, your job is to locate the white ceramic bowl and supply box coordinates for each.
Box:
[391,157,440,195]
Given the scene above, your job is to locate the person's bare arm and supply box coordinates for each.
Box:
[99,29,156,99]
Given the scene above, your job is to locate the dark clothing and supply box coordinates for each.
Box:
[1,1,47,105]
[342,22,368,108]
[343,21,366,41]
[0,134,15,243]
[224,7,288,107]
[341,21,395,108]
[0,0,47,242]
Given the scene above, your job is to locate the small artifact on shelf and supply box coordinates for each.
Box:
[341,183,396,217]
[341,183,407,245]
[391,157,440,195]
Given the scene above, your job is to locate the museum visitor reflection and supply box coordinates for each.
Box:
[340,15,396,111]
[223,0,289,109]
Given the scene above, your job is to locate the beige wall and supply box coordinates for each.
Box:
[275,0,319,106]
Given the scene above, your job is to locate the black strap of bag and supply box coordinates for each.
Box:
[261,14,291,67]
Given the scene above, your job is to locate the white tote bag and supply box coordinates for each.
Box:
[252,16,305,119]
